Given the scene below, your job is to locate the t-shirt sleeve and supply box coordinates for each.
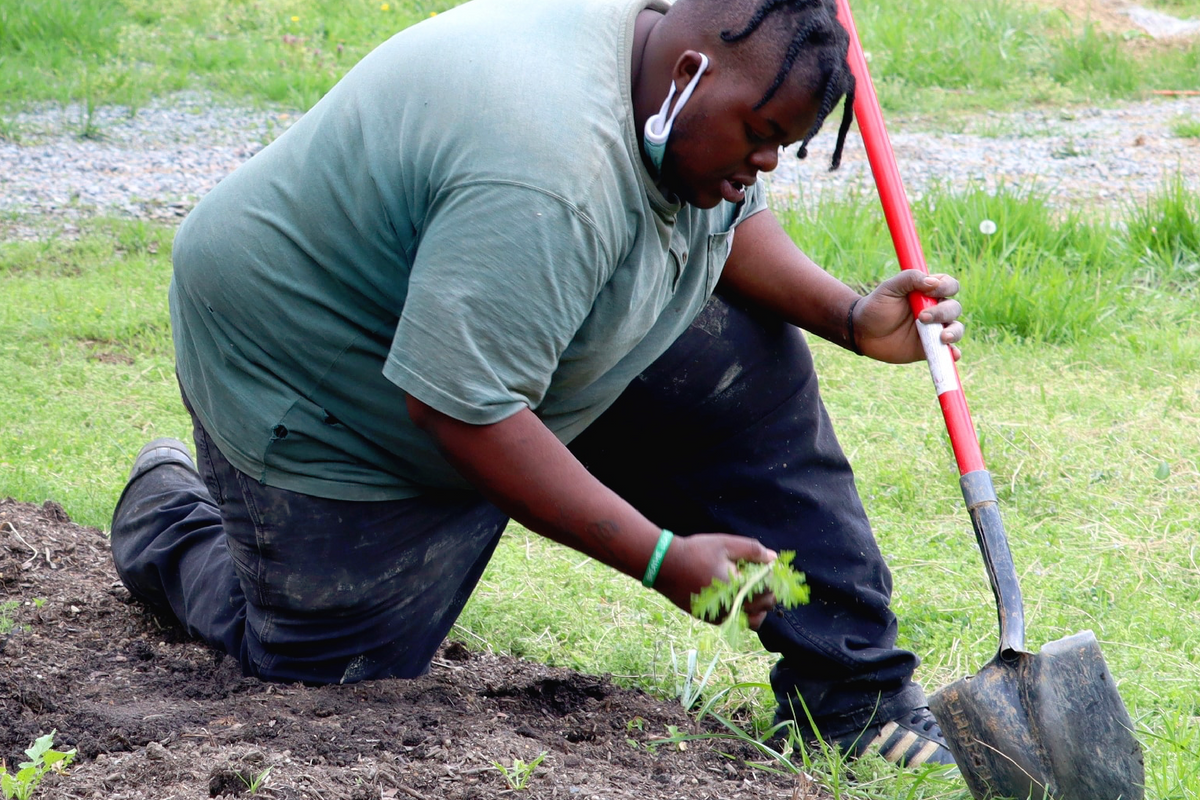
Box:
[384,182,611,425]
[738,180,769,225]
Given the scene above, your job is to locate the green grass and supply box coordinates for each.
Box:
[1172,115,1200,138]
[0,0,456,114]
[0,0,1198,118]
[3,185,1199,796]
[777,179,1200,344]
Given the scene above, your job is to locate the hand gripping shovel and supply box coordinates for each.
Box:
[833,2,1145,797]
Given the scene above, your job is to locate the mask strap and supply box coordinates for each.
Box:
[643,54,709,170]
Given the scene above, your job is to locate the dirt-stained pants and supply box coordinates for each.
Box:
[111,293,926,737]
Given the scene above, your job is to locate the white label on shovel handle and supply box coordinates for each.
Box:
[918,320,958,396]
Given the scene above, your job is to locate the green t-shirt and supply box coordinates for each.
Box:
[171,0,767,500]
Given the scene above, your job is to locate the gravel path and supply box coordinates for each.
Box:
[1,92,1198,240]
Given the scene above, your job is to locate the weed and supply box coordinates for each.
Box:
[1,731,76,800]
[491,751,546,791]
[1171,116,1200,139]
[236,766,272,795]
[691,551,809,643]
[1126,174,1200,285]
[669,645,719,712]
[1051,137,1088,158]
[0,601,17,638]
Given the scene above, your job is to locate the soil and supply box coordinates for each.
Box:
[0,498,820,800]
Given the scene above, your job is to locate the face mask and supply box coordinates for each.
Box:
[643,53,709,174]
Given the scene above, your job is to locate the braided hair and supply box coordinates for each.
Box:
[719,0,856,170]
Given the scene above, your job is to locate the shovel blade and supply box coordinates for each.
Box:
[930,631,1144,800]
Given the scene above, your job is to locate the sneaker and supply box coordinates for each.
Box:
[834,706,957,768]
[127,437,197,483]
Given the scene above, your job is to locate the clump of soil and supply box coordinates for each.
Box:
[0,498,819,799]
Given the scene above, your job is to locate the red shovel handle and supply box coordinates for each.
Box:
[834,0,985,476]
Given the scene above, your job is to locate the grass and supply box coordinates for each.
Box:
[0,0,1198,120]
[1172,115,1200,138]
[3,184,1198,797]
[777,179,1200,344]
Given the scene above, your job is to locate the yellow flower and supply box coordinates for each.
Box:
[380,2,389,9]
[429,11,437,16]
[290,15,299,21]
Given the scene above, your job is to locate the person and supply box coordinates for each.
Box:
[110,0,965,769]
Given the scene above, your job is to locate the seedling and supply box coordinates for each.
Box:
[0,601,18,638]
[491,751,546,791]
[1,731,76,800]
[691,550,809,644]
[669,644,719,711]
[236,766,272,795]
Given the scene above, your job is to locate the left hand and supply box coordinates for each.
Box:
[852,271,963,364]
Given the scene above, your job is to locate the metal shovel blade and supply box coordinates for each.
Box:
[929,471,1144,800]
[931,631,1144,800]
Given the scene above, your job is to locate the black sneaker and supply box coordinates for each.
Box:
[834,707,957,768]
[127,437,197,483]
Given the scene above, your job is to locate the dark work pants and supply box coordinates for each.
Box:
[110,294,924,735]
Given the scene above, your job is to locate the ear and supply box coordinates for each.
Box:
[670,49,712,89]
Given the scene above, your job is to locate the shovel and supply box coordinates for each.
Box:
[832,2,1145,797]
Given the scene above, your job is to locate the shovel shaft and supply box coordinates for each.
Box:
[833,0,984,477]
[834,0,1026,653]
[961,471,1026,654]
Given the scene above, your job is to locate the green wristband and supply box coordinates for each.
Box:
[642,529,674,588]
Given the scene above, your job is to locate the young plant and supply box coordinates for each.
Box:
[691,551,809,643]
[669,644,720,711]
[0,601,18,638]
[491,751,546,791]
[1,731,76,800]
[236,766,272,795]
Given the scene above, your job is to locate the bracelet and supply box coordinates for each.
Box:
[642,529,674,588]
[846,297,864,356]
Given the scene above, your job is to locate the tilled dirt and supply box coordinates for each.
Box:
[0,498,820,800]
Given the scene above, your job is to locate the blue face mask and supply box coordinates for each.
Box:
[642,53,709,175]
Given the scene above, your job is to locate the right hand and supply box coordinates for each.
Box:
[655,533,778,630]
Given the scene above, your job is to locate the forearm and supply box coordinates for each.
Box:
[717,210,860,351]
[407,397,662,580]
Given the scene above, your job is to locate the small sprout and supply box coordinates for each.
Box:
[664,724,688,750]
[237,766,272,795]
[492,751,546,791]
[0,601,18,637]
[1,730,76,800]
[979,219,997,235]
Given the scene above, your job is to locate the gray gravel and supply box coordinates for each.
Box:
[1,92,1198,241]
[776,95,1200,212]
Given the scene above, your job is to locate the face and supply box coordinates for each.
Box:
[660,58,823,209]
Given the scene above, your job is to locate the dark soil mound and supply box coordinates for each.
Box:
[0,498,815,799]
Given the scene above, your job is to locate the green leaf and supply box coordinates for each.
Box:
[1155,460,1171,480]
[23,732,55,764]
[690,551,809,643]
